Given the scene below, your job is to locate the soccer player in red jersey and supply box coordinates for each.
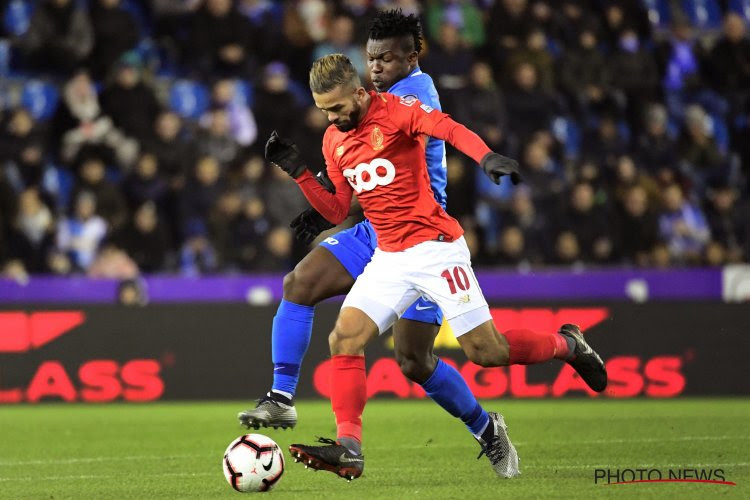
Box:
[269,54,607,480]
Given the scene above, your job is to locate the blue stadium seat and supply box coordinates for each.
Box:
[552,116,581,159]
[682,0,723,29]
[2,0,32,37]
[707,114,729,154]
[642,0,671,28]
[729,0,750,22]
[120,0,149,36]
[20,79,59,120]
[0,38,10,76]
[234,80,254,108]
[168,79,209,119]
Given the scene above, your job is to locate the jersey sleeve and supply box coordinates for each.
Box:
[385,94,491,164]
[295,131,353,225]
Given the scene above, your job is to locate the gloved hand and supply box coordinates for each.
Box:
[265,130,306,178]
[290,208,335,245]
[480,152,522,185]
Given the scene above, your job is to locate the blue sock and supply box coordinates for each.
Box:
[271,299,315,397]
[421,359,489,437]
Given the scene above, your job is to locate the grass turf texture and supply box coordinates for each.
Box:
[0,399,748,499]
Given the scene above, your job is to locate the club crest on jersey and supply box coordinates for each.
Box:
[399,94,418,107]
[370,127,384,151]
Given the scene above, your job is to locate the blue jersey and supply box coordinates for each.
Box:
[388,67,447,208]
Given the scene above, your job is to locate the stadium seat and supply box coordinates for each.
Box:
[642,0,671,28]
[0,38,10,76]
[682,0,723,29]
[20,79,59,120]
[168,79,210,119]
[2,0,32,37]
[234,80,254,108]
[552,116,581,159]
[707,114,729,154]
[729,0,750,22]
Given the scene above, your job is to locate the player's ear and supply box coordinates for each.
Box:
[407,51,418,66]
[354,86,367,100]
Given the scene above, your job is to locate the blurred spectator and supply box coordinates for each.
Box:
[291,106,329,172]
[117,278,148,305]
[707,13,750,119]
[581,114,629,175]
[555,181,613,263]
[606,28,658,129]
[704,184,749,263]
[505,28,554,92]
[205,79,258,147]
[496,225,526,266]
[19,0,93,74]
[312,14,366,77]
[194,107,241,170]
[71,155,127,229]
[504,63,555,143]
[336,0,378,45]
[658,183,710,263]
[179,221,219,275]
[488,0,533,57]
[634,103,678,173]
[88,0,140,80]
[517,135,564,209]
[121,152,169,211]
[601,1,650,48]
[264,167,309,226]
[421,22,473,112]
[144,111,191,181]
[611,155,662,207]
[187,0,255,79]
[0,109,55,201]
[114,201,170,272]
[231,154,267,200]
[613,185,660,266]
[237,0,286,62]
[445,155,476,219]
[87,242,139,278]
[252,226,294,271]
[558,27,615,121]
[556,0,599,49]
[6,188,56,273]
[455,62,507,152]
[552,230,582,267]
[233,195,272,270]
[100,54,162,143]
[677,104,724,180]
[52,69,138,168]
[57,191,108,271]
[181,156,225,237]
[425,0,485,49]
[499,185,549,264]
[253,62,300,151]
[207,189,243,268]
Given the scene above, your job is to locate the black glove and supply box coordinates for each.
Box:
[480,152,522,185]
[265,130,306,178]
[290,208,335,245]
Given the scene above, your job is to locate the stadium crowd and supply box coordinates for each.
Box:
[1,0,750,280]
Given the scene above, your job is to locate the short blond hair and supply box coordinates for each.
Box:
[309,54,361,94]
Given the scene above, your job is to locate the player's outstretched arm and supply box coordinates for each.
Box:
[386,96,521,185]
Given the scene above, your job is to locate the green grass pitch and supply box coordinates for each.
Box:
[1,399,748,499]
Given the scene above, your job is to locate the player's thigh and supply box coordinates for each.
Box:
[342,248,420,336]
[284,246,355,304]
[329,306,381,356]
[392,316,440,383]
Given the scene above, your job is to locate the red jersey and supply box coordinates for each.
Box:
[296,91,491,252]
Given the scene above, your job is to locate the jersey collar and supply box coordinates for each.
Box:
[387,66,422,93]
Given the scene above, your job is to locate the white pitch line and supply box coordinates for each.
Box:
[0,454,202,466]
[0,471,216,483]
[524,462,750,470]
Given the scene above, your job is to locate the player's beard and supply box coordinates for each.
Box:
[333,102,361,132]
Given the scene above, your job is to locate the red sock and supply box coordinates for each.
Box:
[501,329,570,364]
[330,355,366,443]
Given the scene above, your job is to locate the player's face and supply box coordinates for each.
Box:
[366,37,417,92]
[313,85,366,132]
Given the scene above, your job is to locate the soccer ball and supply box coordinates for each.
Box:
[223,434,285,492]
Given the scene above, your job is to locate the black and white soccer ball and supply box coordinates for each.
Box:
[222,434,285,492]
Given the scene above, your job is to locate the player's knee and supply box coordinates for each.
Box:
[328,318,368,356]
[396,353,436,384]
[282,266,319,305]
[465,345,508,367]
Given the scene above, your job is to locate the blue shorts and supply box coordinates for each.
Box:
[319,220,443,326]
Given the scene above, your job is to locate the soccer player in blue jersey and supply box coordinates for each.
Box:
[239,10,522,475]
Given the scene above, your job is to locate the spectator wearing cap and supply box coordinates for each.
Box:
[253,62,300,150]
[100,53,162,144]
[88,0,140,80]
